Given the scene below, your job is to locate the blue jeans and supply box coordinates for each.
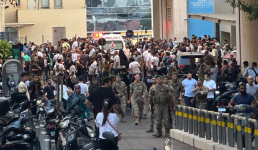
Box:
[184,96,193,107]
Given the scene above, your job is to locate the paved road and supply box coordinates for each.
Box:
[117,111,197,150]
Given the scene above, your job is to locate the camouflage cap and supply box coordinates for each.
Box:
[156,75,163,79]
[172,72,178,75]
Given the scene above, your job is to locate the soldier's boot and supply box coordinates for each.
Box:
[135,117,139,125]
[165,128,170,138]
[146,125,154,132]
[138,117,142,125]
[155,128,162,138]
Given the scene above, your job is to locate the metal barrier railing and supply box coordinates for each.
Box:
[175,105,258,150]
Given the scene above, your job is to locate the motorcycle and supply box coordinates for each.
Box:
[0,114,40,150]
[215,82,238,113]
[233,104,253,148]
[55,106,95,150]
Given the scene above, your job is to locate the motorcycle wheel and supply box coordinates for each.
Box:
[32,139,41,150]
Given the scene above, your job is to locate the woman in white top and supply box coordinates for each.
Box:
[95,99,120,150]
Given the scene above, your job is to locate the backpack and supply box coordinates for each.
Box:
[48,54,53,68]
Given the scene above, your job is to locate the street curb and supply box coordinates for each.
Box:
[170,129,237,150]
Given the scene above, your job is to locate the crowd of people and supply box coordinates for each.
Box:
[13,34,258,149]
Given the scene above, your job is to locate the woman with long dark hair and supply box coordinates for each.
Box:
[95,99,120,150]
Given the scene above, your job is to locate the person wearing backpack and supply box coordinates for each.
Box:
[249,62,258,80]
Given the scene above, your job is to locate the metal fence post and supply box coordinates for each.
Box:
[227,114,234,147]
[188,107,193,134]
[178,105,183,130]
[218,112,222,144]
[198,109,204,138]
[193,108,198,136]
[44,135,50,150]
[244,117,252,150]
[40,128,47,150]
[205,110,211,140]
[221,114,226,145]
[183,106,188,132]
[254,120,258,150]
[212,112,218,142]
[175,106,179,129]
[237,118,243,150]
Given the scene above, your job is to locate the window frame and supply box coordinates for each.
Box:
[41,0,50,9]
[54,0,63,9]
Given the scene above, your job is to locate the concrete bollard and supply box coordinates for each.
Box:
[44,135,50,150]
[40,128,47,150]
[34,123,40,138]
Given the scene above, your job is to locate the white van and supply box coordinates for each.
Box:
[92,33,126,54]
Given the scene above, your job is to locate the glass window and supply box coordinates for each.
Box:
[86,0,102,7]
[54,0,62,9]
[117,14,128,19]
[87,19,94,32]
[17,0,20,6]
[41,0,49,9]
[87,8,92,14]
[140,19,152,30]
[94,14,117,20]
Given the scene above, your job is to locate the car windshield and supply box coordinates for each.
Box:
[103,41,123,50]
[178,55,203,65]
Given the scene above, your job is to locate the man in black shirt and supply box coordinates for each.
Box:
[43,78,55,100]
[85,77,123,118]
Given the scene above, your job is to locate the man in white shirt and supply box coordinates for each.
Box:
[151,52,159,69]
[37,49,43,58]
[203,73,216,111]
[113,51,120,75]
[77,76,89,97]
[89,45,95,57]
[246,76,258,101]
[89,57,97,81]
[72,49,78,62]
[72,37,78,50]
[53,51,63,63]
[18,72,30,101]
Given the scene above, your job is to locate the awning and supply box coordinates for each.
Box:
[5,23,35,28]
[188,13,236,26]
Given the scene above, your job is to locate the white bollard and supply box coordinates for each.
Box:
[44,135,50,150]
[40,128,46,150]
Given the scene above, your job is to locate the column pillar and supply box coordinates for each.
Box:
[0,1,5,32]
[153,0,161,40]
[236,0,258,71]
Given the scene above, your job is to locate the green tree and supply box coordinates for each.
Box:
[0,40,12,63]
[226,0,258,21]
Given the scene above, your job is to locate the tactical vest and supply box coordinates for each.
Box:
[153,87,171,104]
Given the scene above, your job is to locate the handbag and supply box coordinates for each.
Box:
[107,119,122,141]
[71,75,78,84]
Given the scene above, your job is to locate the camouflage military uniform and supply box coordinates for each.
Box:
[112,81,127,115]
[130,81,147,118]
[149,84,172,137]
[194,85,209,109]
[168,80,185,128]
[146,84,156,132]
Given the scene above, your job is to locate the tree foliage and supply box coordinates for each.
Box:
[225,0,258,21]
[0,40,12,63]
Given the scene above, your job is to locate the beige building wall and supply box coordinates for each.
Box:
[5,0,86,44]
[153,0,188,41]
[214,0,234,13]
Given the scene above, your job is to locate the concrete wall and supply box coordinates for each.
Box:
[219,24,236,48]
[214,0,234,13]
[17,9,87,44]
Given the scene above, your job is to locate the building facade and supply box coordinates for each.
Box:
[4,0,87,45]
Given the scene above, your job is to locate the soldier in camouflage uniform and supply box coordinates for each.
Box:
[192,77,209,109]
[129,74,147,125]
[112,74,127,123]
[168,72,185,128]
[146,75,157,133]
[149,76,172,138]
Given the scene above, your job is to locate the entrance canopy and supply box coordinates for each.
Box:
[188,13,236,26]
[5,23,35,29]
